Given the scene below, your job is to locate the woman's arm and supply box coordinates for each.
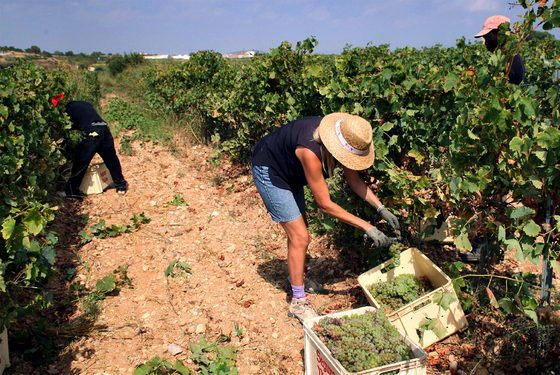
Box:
[344,166,400,230]
[295,146,373,232]
[342,166,383,209]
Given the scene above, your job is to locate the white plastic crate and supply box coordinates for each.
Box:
[303,306,427,375]
[416,216,457,243]
[0,330,9,375]
[79,162,113,195]
[358,248,468,348]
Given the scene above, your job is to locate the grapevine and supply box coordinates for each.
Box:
[366,274,431,312]
[312,309,413,372]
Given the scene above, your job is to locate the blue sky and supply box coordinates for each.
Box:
[1,0,559,55]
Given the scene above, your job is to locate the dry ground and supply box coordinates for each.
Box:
[4,132,560,375]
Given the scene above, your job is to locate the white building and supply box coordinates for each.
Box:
[144,54,170,60]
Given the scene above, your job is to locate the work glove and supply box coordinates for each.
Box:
[378,207,400,230]
[365,227,390,248]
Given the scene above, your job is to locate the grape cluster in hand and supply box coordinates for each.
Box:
[366,273,425,312]
[367,242,405,269]
[312,309,413,372]
[388,242,405,267]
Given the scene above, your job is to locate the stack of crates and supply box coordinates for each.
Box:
[303,248,468,374]
[357,248,468,348]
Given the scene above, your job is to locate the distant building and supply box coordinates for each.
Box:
[172,54,190,60]
[144,54,170,60]
[223,50,255,59]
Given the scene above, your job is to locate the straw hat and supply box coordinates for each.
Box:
[318,113,375,170]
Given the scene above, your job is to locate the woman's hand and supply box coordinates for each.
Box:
[378,207,399,230]
[365,227,390,247]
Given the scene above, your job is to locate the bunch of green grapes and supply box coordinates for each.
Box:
[366,273,424,311]
[313,309,413,372]
[366,241,405,268]
[388,242,405,267]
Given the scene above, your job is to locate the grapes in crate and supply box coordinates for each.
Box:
[312,309,413,373]
[366,273,432,312]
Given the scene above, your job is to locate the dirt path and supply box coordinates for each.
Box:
[31,135,366,375]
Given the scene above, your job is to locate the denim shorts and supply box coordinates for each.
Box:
[251,164,305,222]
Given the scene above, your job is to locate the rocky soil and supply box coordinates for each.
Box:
[4,132,559,375]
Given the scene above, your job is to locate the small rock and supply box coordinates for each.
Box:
[167,344,183,356]
[161,227,168,234]
[475,368,489,375]
[449,361,458,373]
[212,211,219,217]
[196,324,205,333]
[142,312,151,319]
[187,324,197,334]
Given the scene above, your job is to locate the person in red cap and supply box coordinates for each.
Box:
[461,16,526,263]
[474,15,525,85]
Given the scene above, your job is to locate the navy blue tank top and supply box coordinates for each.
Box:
[252,117,326,192]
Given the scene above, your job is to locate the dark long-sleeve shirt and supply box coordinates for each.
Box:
[65,101,107,131]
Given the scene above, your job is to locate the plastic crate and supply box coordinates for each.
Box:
[79,162,113,195]
[0,330,9,375]
[416,216,457,243]
[357,248,468,348]
[303,306,427,375]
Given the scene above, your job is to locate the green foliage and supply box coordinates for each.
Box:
[106,52,145,76]
[138,12,560,272]
[133,356,191,375]
[78,212,151,243]
[165,194,188,207]
[66,68,101,105]
[0,61,73,331]
[165,260,192,278]
[189,337,238,375]
[133,337,238,375]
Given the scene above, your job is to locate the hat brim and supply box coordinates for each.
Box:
[318,113,375,171]
[474,28,492,38]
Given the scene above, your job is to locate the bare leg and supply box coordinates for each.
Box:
[280,216,310,287]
